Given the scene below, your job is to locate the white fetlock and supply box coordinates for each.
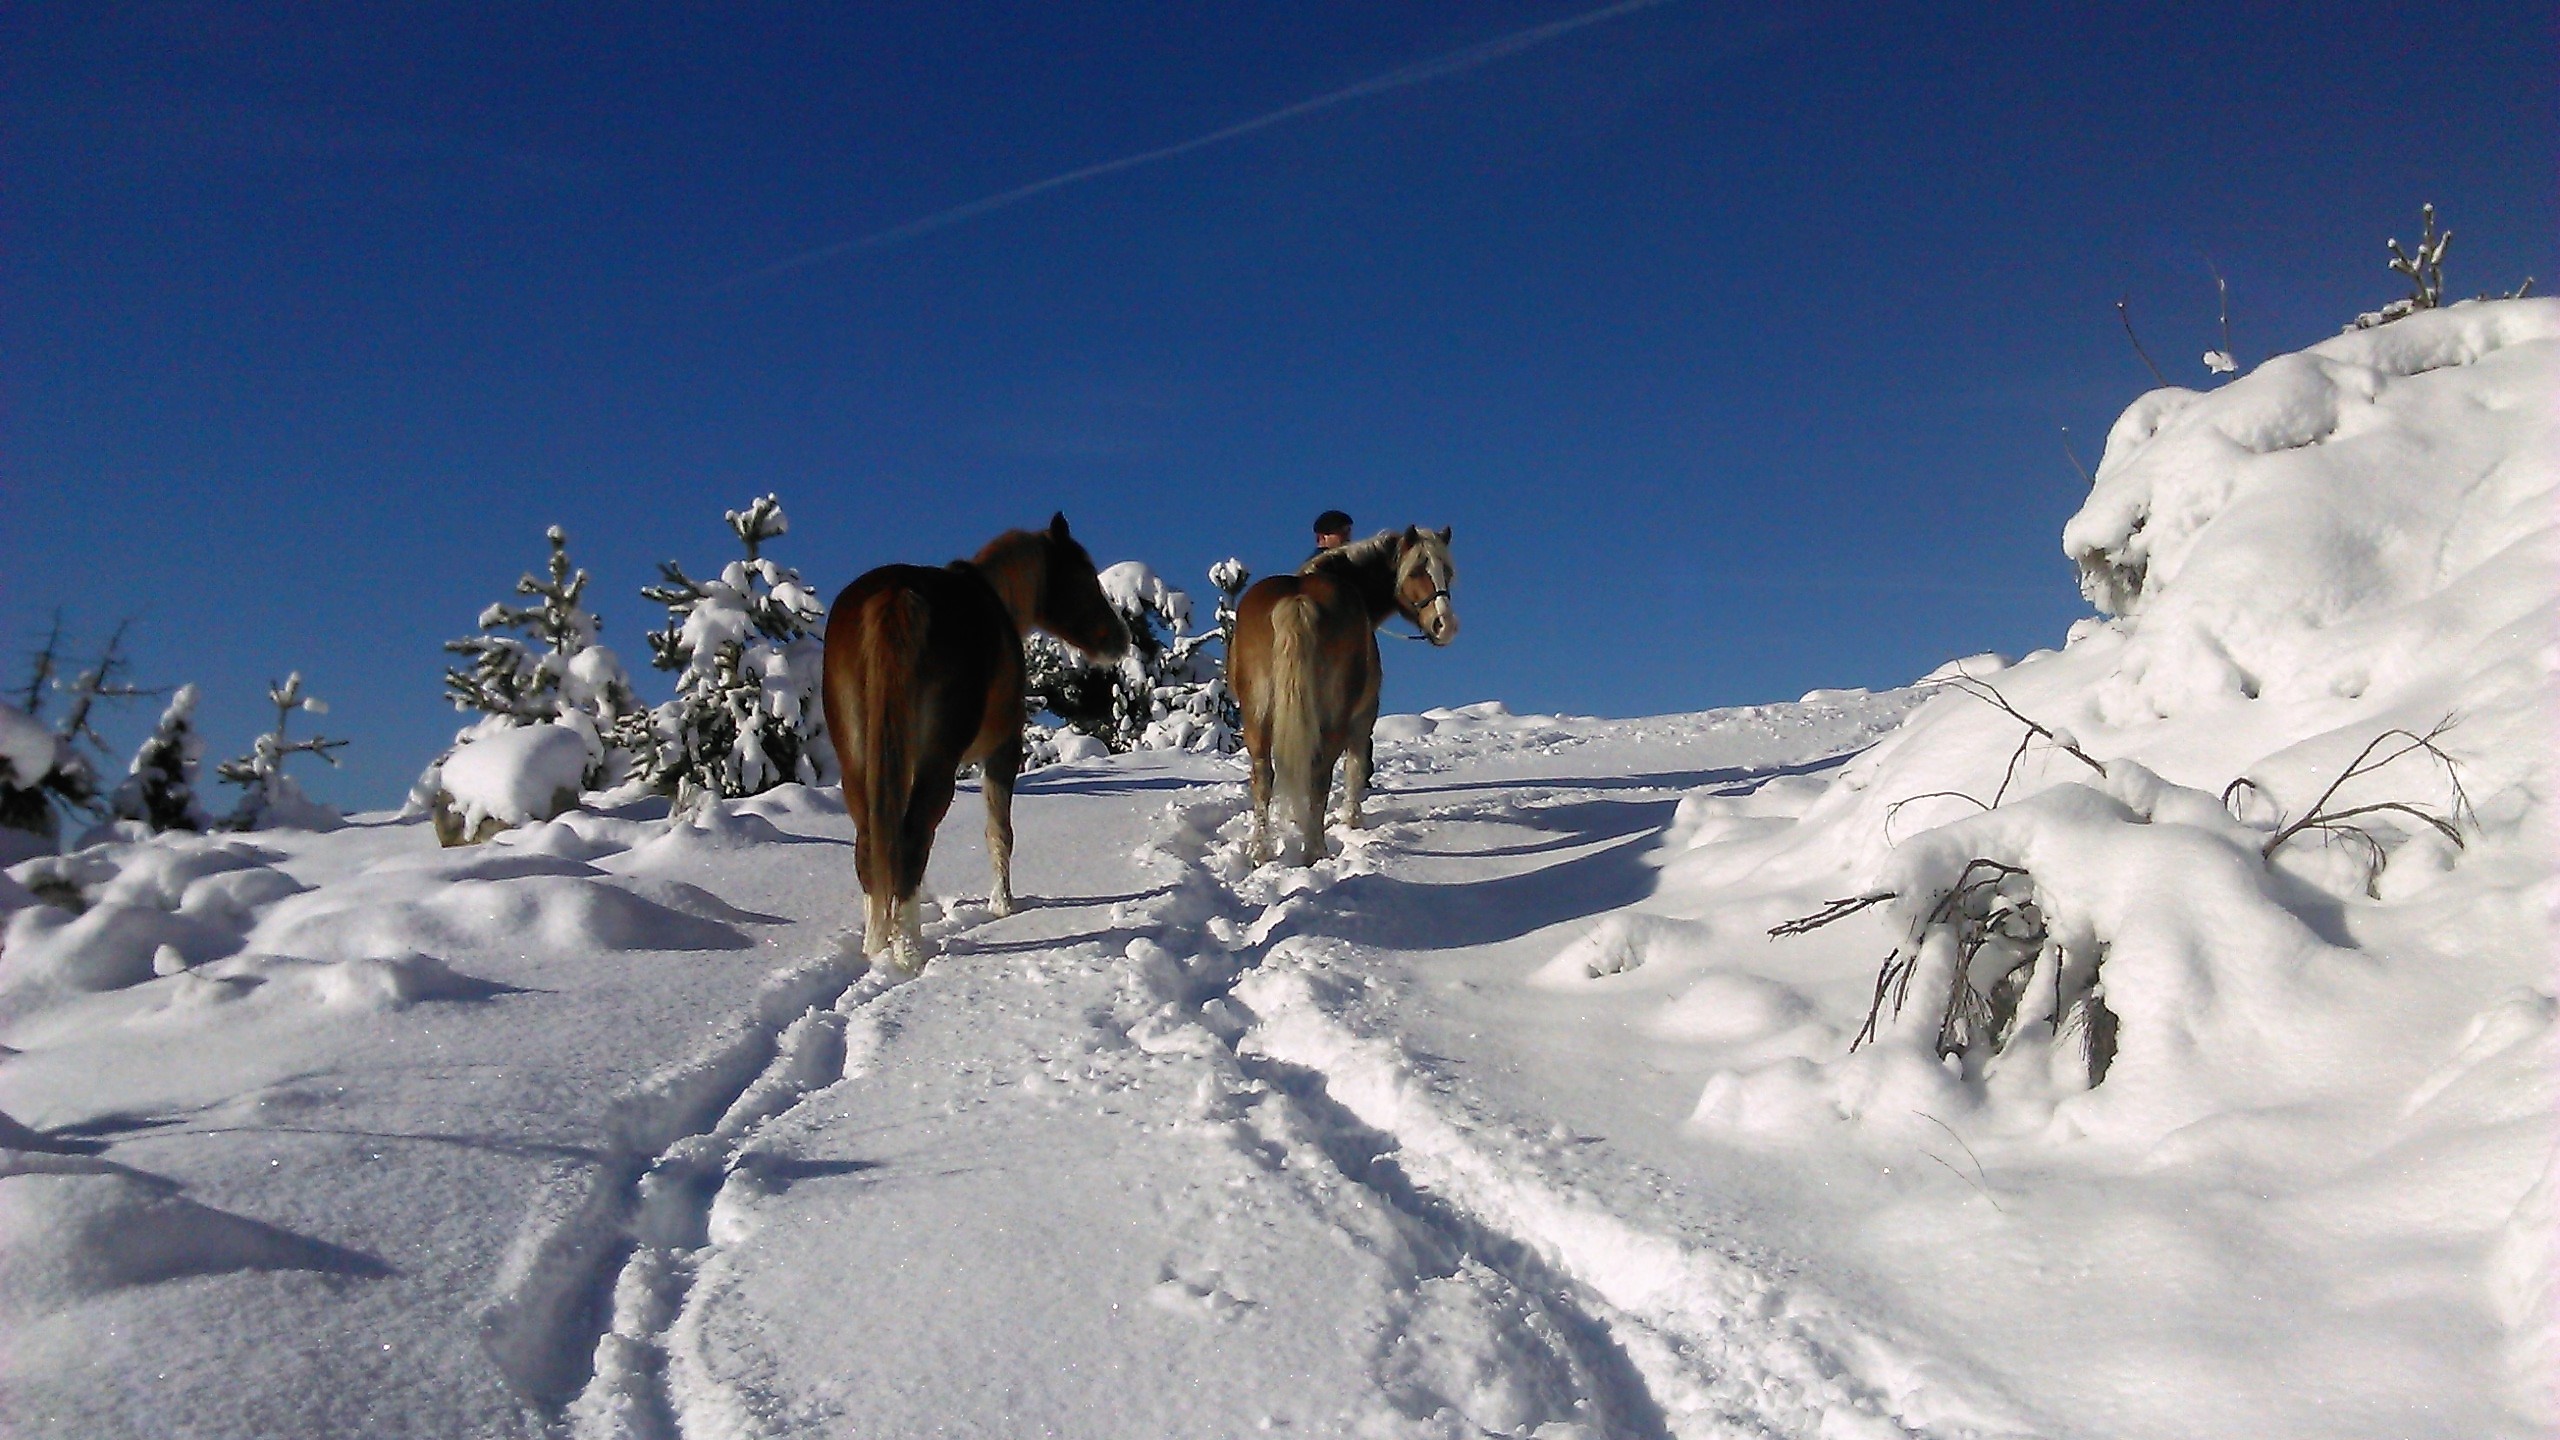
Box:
[989,885,1016,918]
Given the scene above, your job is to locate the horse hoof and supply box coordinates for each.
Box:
[990,890,1016,918]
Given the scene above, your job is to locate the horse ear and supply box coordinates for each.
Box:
[1438,526,1452,544]
[1401,524,1421,549]
[1049,512,1071,540]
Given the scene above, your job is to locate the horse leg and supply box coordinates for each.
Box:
[847,766,895,957]
[1248,750,1276,863]
[1339,735,1373,829]
[891,764,961,969]
[1340,634,1381,831]
[1297,740,1337,865]
[982,734,1021,917]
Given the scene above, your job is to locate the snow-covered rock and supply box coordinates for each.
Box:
[434,723,589,844]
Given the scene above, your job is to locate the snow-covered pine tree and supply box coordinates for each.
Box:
[1021,630,1119,746]
[641,494,832,808]
[442,524,641,788]
[217,672,348,831]
[1126,559,1243,753]
[1201,557,1249,738]
[1020,560,1244,761]
[110,683,208,832]
[4,617,162,844]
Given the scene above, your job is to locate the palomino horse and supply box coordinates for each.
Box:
[1229,526,1457,864]
[822,514,1128,966]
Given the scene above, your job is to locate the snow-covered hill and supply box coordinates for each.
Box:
[2,298,2552,1438]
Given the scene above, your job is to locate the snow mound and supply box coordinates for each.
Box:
[202,950,503,1011]
[0,1160,387,1313]
[1694,297,2559,1131]
[1,838,300,993]
[254,873,754,960]
[1027,729,1111,767]
[441,723,590,830]
[2063,298,2559,718]
[1374,702,1562,742]
[1,903,239,992]
[1605,298,2557,1425]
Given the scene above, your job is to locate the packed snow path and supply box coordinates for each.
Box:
[614,698,2021,1439]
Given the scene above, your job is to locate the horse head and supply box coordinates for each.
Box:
[1394,525,1459,646]
[1035,512,1131,661]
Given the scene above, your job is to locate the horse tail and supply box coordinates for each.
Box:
[1267,593,1322,814]
[856,587,931,915]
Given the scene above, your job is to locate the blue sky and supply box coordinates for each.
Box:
[5,2,2551,809]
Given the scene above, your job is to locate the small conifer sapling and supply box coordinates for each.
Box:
[110,683,209,833]
[217,673,348,831]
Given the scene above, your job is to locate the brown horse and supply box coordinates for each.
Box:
[1229,527,1458,865]
[822,514,1128,966]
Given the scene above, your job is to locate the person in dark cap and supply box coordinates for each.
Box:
[1311,510,1353,559]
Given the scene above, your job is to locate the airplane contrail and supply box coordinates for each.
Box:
[712,0,1683,290]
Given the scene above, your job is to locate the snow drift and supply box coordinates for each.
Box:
[1547,296,2559,1431]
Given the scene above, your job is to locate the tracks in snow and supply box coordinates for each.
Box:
[482,770,2018,1438]
[1142,789,2027,1439]
[477,905,976,1437]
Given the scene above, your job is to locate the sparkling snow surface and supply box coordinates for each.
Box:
[2,299,2553,1438]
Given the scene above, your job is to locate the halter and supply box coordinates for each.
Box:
[1399,559,1455,637]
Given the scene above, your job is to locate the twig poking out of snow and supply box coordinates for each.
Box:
[1924,671,2104,805]
[1767,891,1896,939]
[2386,204,2450,313]
[1914,1111,2002,1212]
[1883,789,1990,843]
[2238,716,2472,897]
[2348,202,2473,330]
